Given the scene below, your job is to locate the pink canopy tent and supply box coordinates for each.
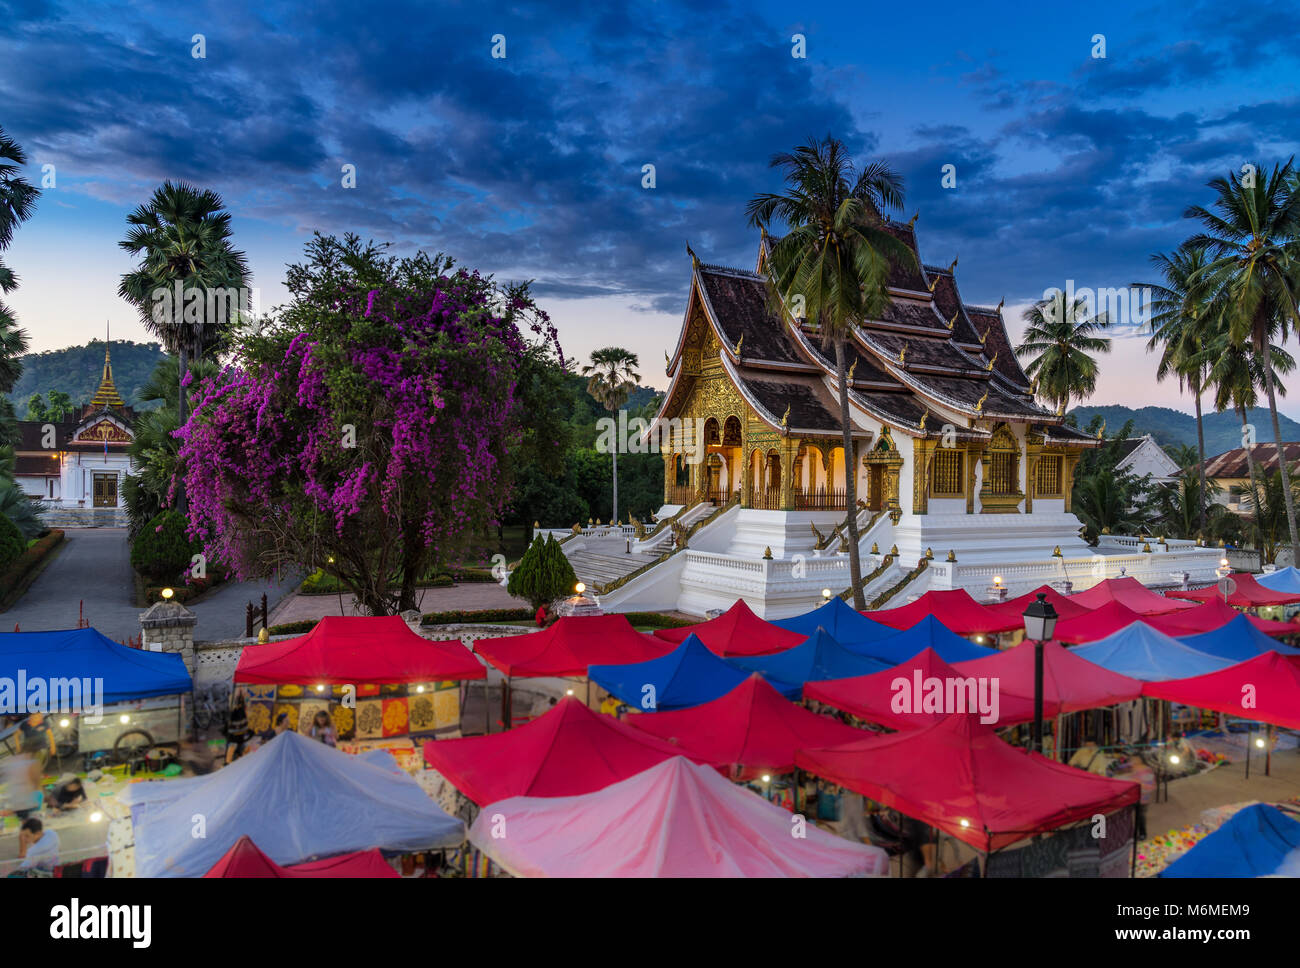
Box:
[1142,651,1300,731]
[1054,600,1150,644]
[1144,597,1298,638]
[1068,576,1196,615]
[651,599,803,656]
[867,588,1022,635]
[421,697,703,805]
[234,615,485,684]
[952,639,1143,718]
[467,756,889,877]
[984,585,1092,625]
[472,614,671,678]
[625,673,866,778]
[803,647,1038,730]
[796,713,1140,852]
[203,835,398,878]
[1169,572,1300,608]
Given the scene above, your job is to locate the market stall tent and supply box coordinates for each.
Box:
[731,627,890,691]
[952,639,1143,716]
[803,648,1037,731]
[1171,572,1300,608]
[1145,598,1297,638]
[984,585,1092,625]
[795,713,1140,852]
[234,615,485,684]
[588,633,798,712]
[203,836,398,878]
[867,588,1021,635]
[472,614,671,678]
[467,756,889,878]
[421,697,705,805]
[1178,615,1300,662]
[1053,600,1150,644]
[1142,650,1300,731]
[651,599,804,656]
[1257,567,1300,595]
[1070,623,1235,681]
[625,673,867,777]
[0,627,191,705]
[854,615,997,665]
[122,731,463,877]
[1160,804,1300,877]
[1067,576,1196,615]
[772,596,896,644]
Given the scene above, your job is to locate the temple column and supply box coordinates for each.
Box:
[740,443,752,507]
[779,442,796,511]
[1063,453,1081,512]
[912,438,935,515]
[662,450,675,504]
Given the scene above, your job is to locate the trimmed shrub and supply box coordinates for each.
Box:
[0,515,25,573]
[131,510,201,582]
[506,534,578,610]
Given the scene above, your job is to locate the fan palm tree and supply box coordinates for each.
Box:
[118,181,249,427]
[1185,159,1300,563]
[1141,245,1212,533]
[0,128,37,399]
[582,347,640,524]
[746,135,913,610]
[1015,292,1110,416]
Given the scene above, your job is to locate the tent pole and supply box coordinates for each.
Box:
[586,677,591,708]
[1267,724,1273,777]
[484,678,490,736]
[1130,802,1138,878]
[503,675,512,731]
[1245,721,1251,780]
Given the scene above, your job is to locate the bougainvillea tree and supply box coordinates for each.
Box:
[177,233,562,614]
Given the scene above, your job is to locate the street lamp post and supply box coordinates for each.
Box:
[1022,593,1058,755]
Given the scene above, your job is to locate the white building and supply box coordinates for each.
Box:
[14,347,136,527]
[1114,435,1181,485]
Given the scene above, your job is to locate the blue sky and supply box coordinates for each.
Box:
[3,0,1299,416]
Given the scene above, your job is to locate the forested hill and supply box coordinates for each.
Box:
[7,340,168,414]
[1068,404,1300,456]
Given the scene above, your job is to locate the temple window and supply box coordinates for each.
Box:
[930,449,964,497]
[1035,455,1063,497]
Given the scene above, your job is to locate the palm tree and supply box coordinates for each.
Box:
[118,181,249,428]
[1015,291,1110,415]
[0,128,36,400]
[1185,159,1300,563]
[1141,245,1212,533]
[582,347,640,524]
[746,135,913,610]
[1073,470,1150,538]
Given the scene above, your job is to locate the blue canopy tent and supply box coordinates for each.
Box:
[852,614,996,665]
[1161,803,1300,877]
[1072,623,1235,682]
[772,597,895,645]
[0,627,192,707]
[1258,567,1300,595]
[1178,614,1300,663]
[122,730,464,877]
[588,633,800,712]
[732,627,889,692]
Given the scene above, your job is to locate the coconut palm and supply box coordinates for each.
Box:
[1185,159,1300,563]
[0,127,37,399]
[118,181,249,427]
[582,347,640,524]
[746,135,913,610]
[1141,245,1212,533]
[1016,292,1110,416]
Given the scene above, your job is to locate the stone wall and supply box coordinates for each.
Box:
[40,506,129,528]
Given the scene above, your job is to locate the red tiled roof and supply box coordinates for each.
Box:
[1198,443,1300,478]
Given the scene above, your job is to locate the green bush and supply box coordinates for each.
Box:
[623,611,695,629]
[506,534,578,610]
[130,510,200,582]
[0,515,25,573]
[421,608,533,625]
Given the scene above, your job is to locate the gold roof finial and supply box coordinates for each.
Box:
[927,276,939,293]
[780,405,790,427]
[947,255,958,273]
[947,309,958,330]
[907,211,919,228]
[996,296,1004,313]
[986,352,997,371]
[686,242,700,267]
[664,349,671,368]
[975,389,988,412]
[846,359,857,382]
[898,343,907,364]
[735,334,743,356]
[918,411,928,432]
[979,327,989,346]
[1096,418,1106,440]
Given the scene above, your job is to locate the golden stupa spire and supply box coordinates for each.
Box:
[90,323,125,409]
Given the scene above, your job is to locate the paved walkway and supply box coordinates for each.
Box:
[2,528,299,644]
[269,582,526,625]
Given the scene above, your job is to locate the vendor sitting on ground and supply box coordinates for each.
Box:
[49,774,87,813]
[14,817,59,877]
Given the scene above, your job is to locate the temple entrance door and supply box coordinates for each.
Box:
[868,464,883,511]
[92,473,117,508]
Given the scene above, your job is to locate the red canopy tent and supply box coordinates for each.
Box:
[421,697,703,804]
[651,599,803,656]
[1068,576,1195,615]
[984,585,1092,625]
[866,588,1021,636]
[1054,600,1150,644]
[803,648,1038,730]
[952,640,1142,717]
[1169,572,1300,608]
[625,673,866,778]
[1142,651,1300,731]
[234,615,485,684]
[203,835,398,878]
[795,714,1140,852]
[473,614,671,678]
[1144,597,1298,638]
